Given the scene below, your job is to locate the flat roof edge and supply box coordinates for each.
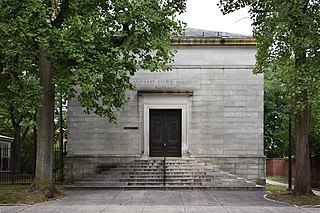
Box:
[171,38,256,46]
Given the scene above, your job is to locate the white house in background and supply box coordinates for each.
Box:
[0,134,13,172]
[66,28,265,184]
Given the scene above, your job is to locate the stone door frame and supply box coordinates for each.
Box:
[140,93,190,158]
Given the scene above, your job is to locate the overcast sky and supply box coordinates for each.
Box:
[178,0,253,35]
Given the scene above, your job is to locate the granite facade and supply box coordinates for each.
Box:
[66,41,265,184]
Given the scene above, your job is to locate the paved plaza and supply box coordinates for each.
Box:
[0,190,319,213]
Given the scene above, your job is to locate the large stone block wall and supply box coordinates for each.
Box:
[67,90,143,156]
[199,157,266,185]
[185,67,263,156]
[66,44,265,183]
[65,155,265,184]
[64,156,140,183]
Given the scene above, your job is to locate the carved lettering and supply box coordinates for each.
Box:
[131,79,197,86]
[154,85,178,90]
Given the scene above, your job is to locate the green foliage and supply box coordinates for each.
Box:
[53,144,63,181]
[267,176,295,184]
[220,0,320,194]
[0,115,13,137]
[0,73,40,123]
[264,64,320,158]
[219,0,320,153]
[49,0,186,121]
[18,133,35,174]
[0,0,186,188]
[266,185,287,192]
[0,1,42,149]
[219,0,320,108]
[310,101,320,157]
[0,0,186,122]
[264,71,290,158]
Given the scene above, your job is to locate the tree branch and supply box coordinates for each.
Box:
[110,24,131,46]
[9,106,17,126]
[51,0,69,28]
[0,55,3,73]
[21,125,30,145]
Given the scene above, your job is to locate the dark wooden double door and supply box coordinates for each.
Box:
[149,109,181,157]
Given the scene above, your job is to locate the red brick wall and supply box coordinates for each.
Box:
[266,158,319,181]
[266,158,296,178]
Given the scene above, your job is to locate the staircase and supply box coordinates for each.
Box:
[66,159,263,190]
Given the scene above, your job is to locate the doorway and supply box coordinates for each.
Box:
[149,109,182,157]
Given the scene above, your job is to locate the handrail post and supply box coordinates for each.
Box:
[163,142,167,186]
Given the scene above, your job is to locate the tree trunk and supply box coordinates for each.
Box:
[19,126,30,173]
[30,45,55,197]
[294,90,313,195]
[10,125,19,175]
[9,108,18,176]
[10,122,22,178]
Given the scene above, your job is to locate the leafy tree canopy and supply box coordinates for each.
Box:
[0,0,186,121]
[219,0,320,107]
[264,71,289,158]
[310,100,320,158]
[219,0,320,195]
[0,0,186,195]
[264,69,320,159]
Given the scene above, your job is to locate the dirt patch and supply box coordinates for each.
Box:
[0,185,65,205]
[266,191,320,207]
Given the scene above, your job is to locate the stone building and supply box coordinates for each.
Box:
[66,29,265,185]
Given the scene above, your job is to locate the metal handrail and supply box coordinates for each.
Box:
[163,143,167,186]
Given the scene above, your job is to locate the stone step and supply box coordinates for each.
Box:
[133,160,199,164]
[117,164,207,168]
[67,159,264,190]
[79,178,249,186]
[85,176,210,182]
[101,171,229,178]
[83,177,213,182]
[74,181,205,186]
[73,180,256,187]
[103,168,208,173]
[118,162,205,165]
[81,180,210,184]
[108,168,215,172]
[101,171,209,176]
[98,172,232,179]
[88,174,222,179]
[66,185,264,190]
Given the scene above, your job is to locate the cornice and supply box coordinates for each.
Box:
[171,37,256,46]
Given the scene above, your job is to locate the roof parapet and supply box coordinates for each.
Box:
[171,37,256,46]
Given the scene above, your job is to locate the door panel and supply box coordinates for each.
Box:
[150,109,181,157]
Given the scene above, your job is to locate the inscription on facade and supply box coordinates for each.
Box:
[131,79,198,90]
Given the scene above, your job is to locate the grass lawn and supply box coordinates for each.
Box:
[267,176,294,184]
[266,185,320,206]
[0,184,65,205]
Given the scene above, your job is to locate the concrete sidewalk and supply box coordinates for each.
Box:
[0,190,319,213]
